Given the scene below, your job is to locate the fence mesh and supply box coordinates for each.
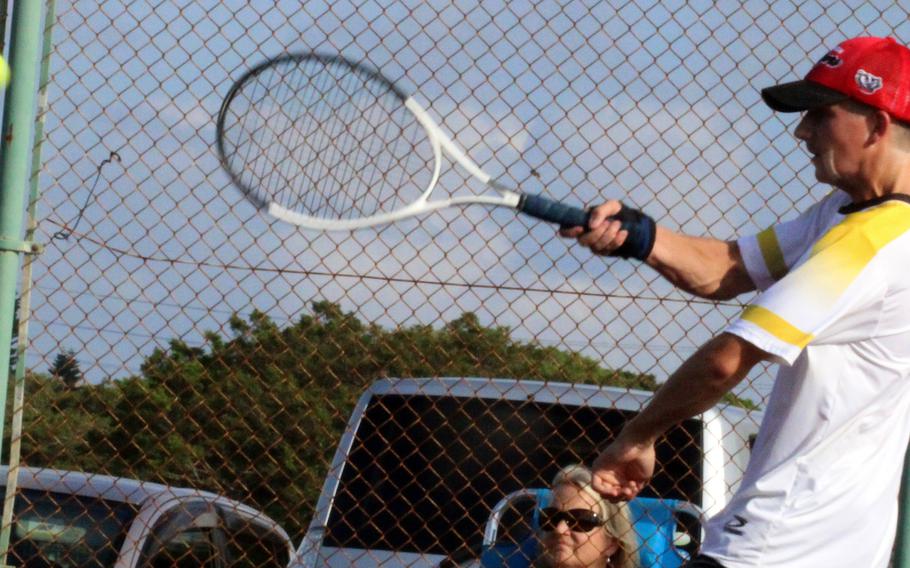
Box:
[4,0,904,566]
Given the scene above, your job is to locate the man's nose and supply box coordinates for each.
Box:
[794,114,811,141]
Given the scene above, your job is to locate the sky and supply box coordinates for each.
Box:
[23,0,910,406]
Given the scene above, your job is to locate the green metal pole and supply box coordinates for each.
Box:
[0,0,46,468]
[0,1,54,564]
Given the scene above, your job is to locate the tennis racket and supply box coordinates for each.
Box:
[215,52,597,231]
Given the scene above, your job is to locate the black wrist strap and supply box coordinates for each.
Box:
[611,203,656,261]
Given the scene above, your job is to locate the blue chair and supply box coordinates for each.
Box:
[480,488,703,568]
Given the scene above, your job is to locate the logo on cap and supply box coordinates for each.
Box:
[818,47,843,68]
[855,69,883,94]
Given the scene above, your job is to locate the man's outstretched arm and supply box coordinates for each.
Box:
[591,332,768,501]
[560,201,756,300]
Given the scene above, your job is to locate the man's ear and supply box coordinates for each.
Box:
[867,109,891,146]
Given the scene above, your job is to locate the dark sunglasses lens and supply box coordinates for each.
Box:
[540,508,602,532]
[540,508,560,531]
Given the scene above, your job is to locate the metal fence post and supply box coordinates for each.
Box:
[0,0,55,563]
[0,1,47,564]
[0,0,46,438]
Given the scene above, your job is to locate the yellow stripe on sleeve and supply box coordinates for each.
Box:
[741,305,814,348]
[756,227,788,281]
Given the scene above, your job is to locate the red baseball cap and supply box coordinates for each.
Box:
[762,37,910,123]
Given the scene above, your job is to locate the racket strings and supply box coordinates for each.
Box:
[269,60,337,212]
[312,64,358,215]
[360,82,415,214]
[221,55,434,222]
[277,63,320,209]
[325,70,390,217]
[297,62,347,215]
[260,64,301,207]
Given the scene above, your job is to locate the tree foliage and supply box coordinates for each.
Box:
[49,348,83,388]
[14,302,748,540]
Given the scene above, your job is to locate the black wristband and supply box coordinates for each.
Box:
[610,203,656,261]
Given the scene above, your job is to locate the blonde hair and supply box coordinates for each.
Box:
[549,464,640,568]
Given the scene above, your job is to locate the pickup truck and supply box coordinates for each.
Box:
[290,377,762,567]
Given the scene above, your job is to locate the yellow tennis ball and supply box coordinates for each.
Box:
[0,56,8,87]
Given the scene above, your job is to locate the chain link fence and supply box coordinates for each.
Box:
[1,0,903,566]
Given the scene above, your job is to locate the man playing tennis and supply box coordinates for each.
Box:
[561,36,910,567]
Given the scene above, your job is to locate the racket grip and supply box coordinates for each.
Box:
[518,193,590,229]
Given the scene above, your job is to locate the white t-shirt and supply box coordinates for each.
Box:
[700,191,910,568]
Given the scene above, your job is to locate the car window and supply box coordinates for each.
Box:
[220,509,290,568]
[6,487,138,568]
[145,528,220,568]
[140,501,224,567]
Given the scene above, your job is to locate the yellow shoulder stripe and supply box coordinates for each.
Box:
[807,201,910,298]
[812,200,910,256]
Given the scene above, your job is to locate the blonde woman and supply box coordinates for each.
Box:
[535,465,640,568]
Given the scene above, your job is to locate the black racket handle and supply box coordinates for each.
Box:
[519,193,656,260]
[518,193,592,229]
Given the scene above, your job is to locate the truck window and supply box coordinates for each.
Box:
[145,528,220,568]
[323,393,703,556]
[140,501,223,568]
[221,509,290,567]
[6,488,138,568]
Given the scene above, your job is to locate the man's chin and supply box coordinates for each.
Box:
[812,167,835,185]
[810,155,840,186]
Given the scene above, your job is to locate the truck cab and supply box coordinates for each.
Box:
[291,377,762,567]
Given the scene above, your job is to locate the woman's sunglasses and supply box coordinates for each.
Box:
[539,507,606,533]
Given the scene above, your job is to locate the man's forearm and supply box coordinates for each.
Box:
[646,227,755,300]
[560,202,756,300]
[619,333,766,446]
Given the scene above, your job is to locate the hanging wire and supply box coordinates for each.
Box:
[52,150,120,240]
